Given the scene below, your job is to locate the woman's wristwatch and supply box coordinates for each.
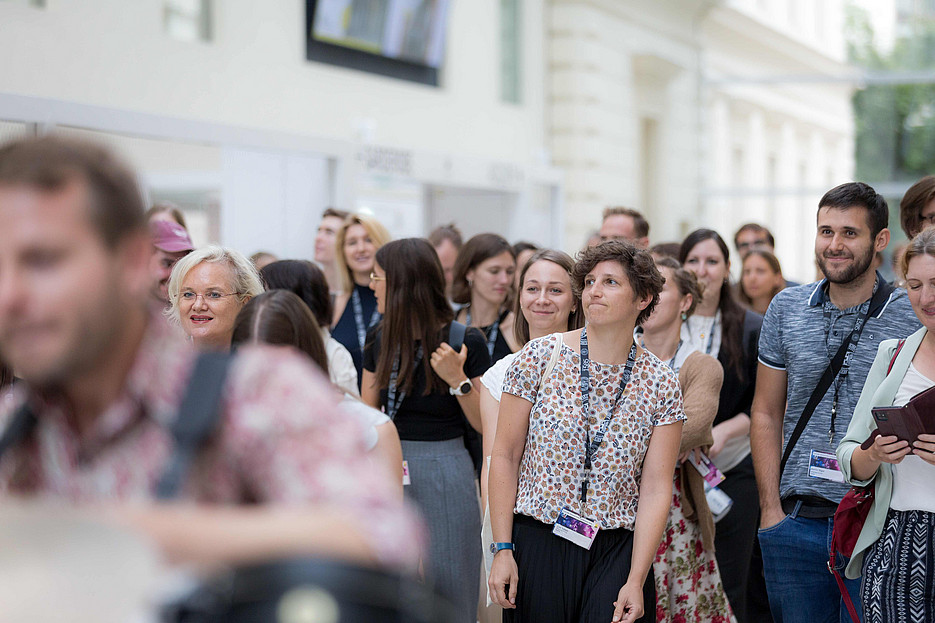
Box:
[449,379,472,396]
[489,542,514,554]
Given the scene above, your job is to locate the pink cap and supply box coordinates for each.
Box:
[150,220,194,253]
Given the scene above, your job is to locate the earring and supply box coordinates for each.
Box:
[467,279,473,288]
[681,312,688,321]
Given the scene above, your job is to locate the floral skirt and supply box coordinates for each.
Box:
[653,469,736,623]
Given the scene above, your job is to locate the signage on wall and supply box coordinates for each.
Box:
[357,145,414,177]
[355,144,527,192]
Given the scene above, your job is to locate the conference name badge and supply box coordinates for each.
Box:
[402,460,411,486]
[808,449,844,483]
[553,507,599,550]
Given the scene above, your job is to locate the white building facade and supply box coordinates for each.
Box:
[549,0,854,282]
[0,0,855,279]
[703,0,854,282]
[0,0,563,257]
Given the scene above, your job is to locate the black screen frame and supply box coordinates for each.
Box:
[305,0,442,87]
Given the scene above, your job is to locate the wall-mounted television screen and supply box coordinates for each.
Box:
[306,0,451,86]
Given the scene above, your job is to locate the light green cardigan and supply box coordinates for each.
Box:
[836,326,927,579]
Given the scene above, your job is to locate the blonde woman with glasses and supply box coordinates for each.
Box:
[166,245,264,351]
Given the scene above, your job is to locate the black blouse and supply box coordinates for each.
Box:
[715,309,763,426]
[363,324,491,441]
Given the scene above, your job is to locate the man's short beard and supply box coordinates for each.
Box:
[816,247,874,284]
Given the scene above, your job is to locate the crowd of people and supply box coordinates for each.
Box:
[1,134,935,623]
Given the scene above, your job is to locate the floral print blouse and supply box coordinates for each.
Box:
[503,333,685,530]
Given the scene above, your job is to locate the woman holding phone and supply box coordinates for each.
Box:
[838,227,935,621]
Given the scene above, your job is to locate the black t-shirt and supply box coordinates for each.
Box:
[482,320,514,364]
[715,310,762,426]
[466,309,514,365]
[362,323,491,441]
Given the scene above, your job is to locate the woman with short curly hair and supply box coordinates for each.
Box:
[488,240,685,623]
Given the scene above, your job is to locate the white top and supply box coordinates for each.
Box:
[890,363,935,513]
[480,352,519,402]
[323,328,359,397]
[338,394,390,451]
[681,312,722,359]
[633,328,693,373]
[680,312,749,472]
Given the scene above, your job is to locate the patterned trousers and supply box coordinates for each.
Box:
[861,509,935,623]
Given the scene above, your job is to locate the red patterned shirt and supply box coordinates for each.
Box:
[0,318,420,569]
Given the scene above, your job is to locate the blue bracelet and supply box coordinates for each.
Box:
[490,542,514,554]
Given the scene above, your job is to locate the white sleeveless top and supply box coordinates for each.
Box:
[890,363,935,513]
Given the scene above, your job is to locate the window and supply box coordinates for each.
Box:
[0,121,32,147]
[164,0,212,43]
[501,0,522,104]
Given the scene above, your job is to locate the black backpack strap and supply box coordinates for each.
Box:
[0,403,37,462]
[779,280,895,477]
[155,352,234,500]
[448,321,467,352]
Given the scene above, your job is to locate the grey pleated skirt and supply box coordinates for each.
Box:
[402,437,481,623]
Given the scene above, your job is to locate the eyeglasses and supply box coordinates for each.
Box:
[180,291,239,303]
[369,272,386,282]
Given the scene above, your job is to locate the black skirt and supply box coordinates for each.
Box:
[503,513,655,623]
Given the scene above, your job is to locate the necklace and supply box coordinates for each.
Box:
[690,313,719,356]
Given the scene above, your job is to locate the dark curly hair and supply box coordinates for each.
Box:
[572,240,664,325]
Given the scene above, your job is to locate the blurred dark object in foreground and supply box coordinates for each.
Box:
[164,557,457,623]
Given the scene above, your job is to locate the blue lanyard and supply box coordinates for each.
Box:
[579,326,638,504]
[697,315,717,355]
[351,287,381,352]
[645,339,681,372]
[386,346,423,420]
[465,307,501,358]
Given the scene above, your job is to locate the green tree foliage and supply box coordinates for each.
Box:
[848,7,935,183]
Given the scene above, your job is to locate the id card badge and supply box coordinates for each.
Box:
[688,449,726,486]
[402,460,411,486]
[552,507,600,550]
[807,449,844,483]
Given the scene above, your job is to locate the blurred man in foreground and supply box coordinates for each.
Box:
[0,136,418,571]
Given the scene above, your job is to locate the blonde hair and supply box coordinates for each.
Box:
[901,227,935,279]
[334,214,392,293]
[166,245,264,324]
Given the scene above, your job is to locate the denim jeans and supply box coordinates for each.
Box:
[757,500,863,623]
